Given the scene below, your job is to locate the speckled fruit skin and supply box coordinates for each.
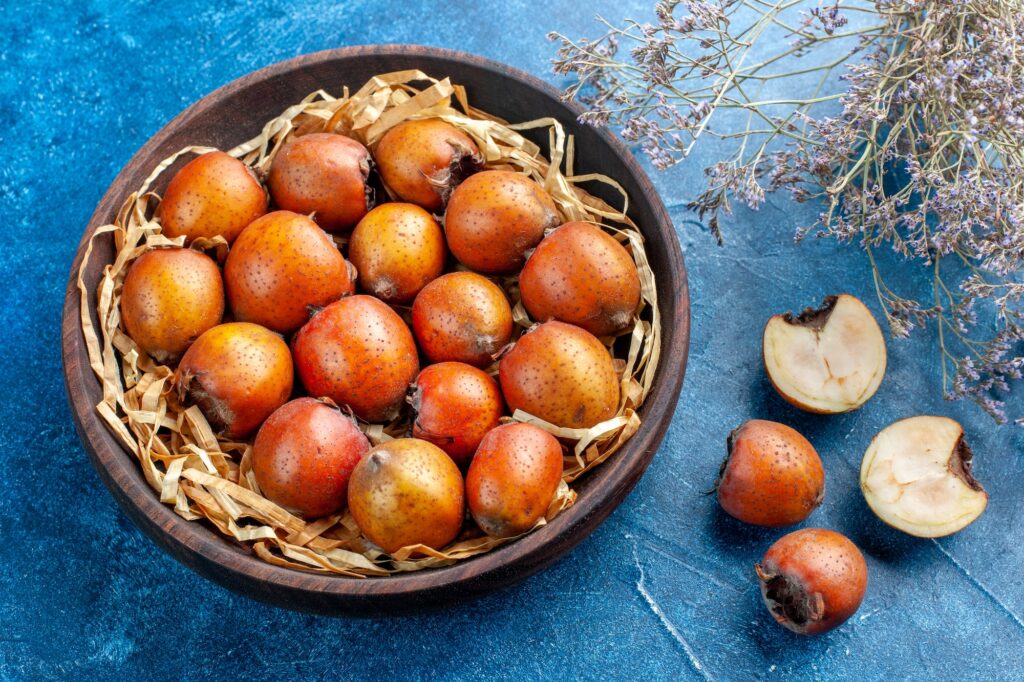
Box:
[499,321,619,428]
[120,248,224,363]
[291,295,419,423]
[252,397,370,519]
[466,423,563,538]
[374,118,483,212]
[410,362,504,466]
[411,271,513,367]
[267,133,370,232]
[224,210,354,333]
[174,322,293,439]
[717,420,825,527]
[158,151,267,244]
[756,528,868,635]
[444,170,560,274]
[519,221,641,337]
[347,438,465,554]
[348,203,446,303]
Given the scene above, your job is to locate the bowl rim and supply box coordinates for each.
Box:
[61,44,690,613]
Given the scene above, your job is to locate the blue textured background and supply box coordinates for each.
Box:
[2,1,1022,679]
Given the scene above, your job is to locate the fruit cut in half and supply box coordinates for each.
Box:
[763,294,886,413]
[860,415,987,538]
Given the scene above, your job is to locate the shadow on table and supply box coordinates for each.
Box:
[832,482,932,565]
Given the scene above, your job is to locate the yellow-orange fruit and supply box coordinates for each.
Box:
[444,170,560,273]
[374,118,484,212]
[120,248,224,363]
[158,151,267,244]
[499,321,619,428]
[717,420,825,527]
[224,211,354,333]
[267,133,370,232]
[756,529,868,635]
[466,423,563,538]
[519,221,641,337]
[348,203,445,303]
[410,362,504,467]
[292,296,419,422]
[347,438,465,554]
[174,322,293,439]
[252,398,370,519]
[411,272,513,367]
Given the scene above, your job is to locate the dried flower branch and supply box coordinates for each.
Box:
[550,0,1024,423]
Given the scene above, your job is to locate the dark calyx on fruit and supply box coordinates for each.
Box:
[948,435,984,491]
[175,371,233,434]
[782,295,838,331]
[755,563,825,633]
[427,140,484,205]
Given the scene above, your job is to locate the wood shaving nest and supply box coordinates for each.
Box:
[77,70,662,576]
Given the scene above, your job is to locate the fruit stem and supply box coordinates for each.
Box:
[711,426,741,495]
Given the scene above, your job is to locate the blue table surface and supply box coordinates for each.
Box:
[2,1,1022,679]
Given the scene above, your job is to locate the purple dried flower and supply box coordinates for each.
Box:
[809,2,848,35]
[551,0,1024,422]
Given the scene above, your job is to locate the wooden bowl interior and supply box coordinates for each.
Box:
[63,46,689,615]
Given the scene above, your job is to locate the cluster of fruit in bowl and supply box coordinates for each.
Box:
[117,118,644,557]
[717,294,988,635]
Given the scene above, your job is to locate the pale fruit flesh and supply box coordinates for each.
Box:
[763,294,886,413]
[860,415,987,538]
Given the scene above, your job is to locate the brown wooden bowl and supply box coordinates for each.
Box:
[61,45,690,616]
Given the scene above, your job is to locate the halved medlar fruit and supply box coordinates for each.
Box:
[860,415,987,538]
[763,294,886,413]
